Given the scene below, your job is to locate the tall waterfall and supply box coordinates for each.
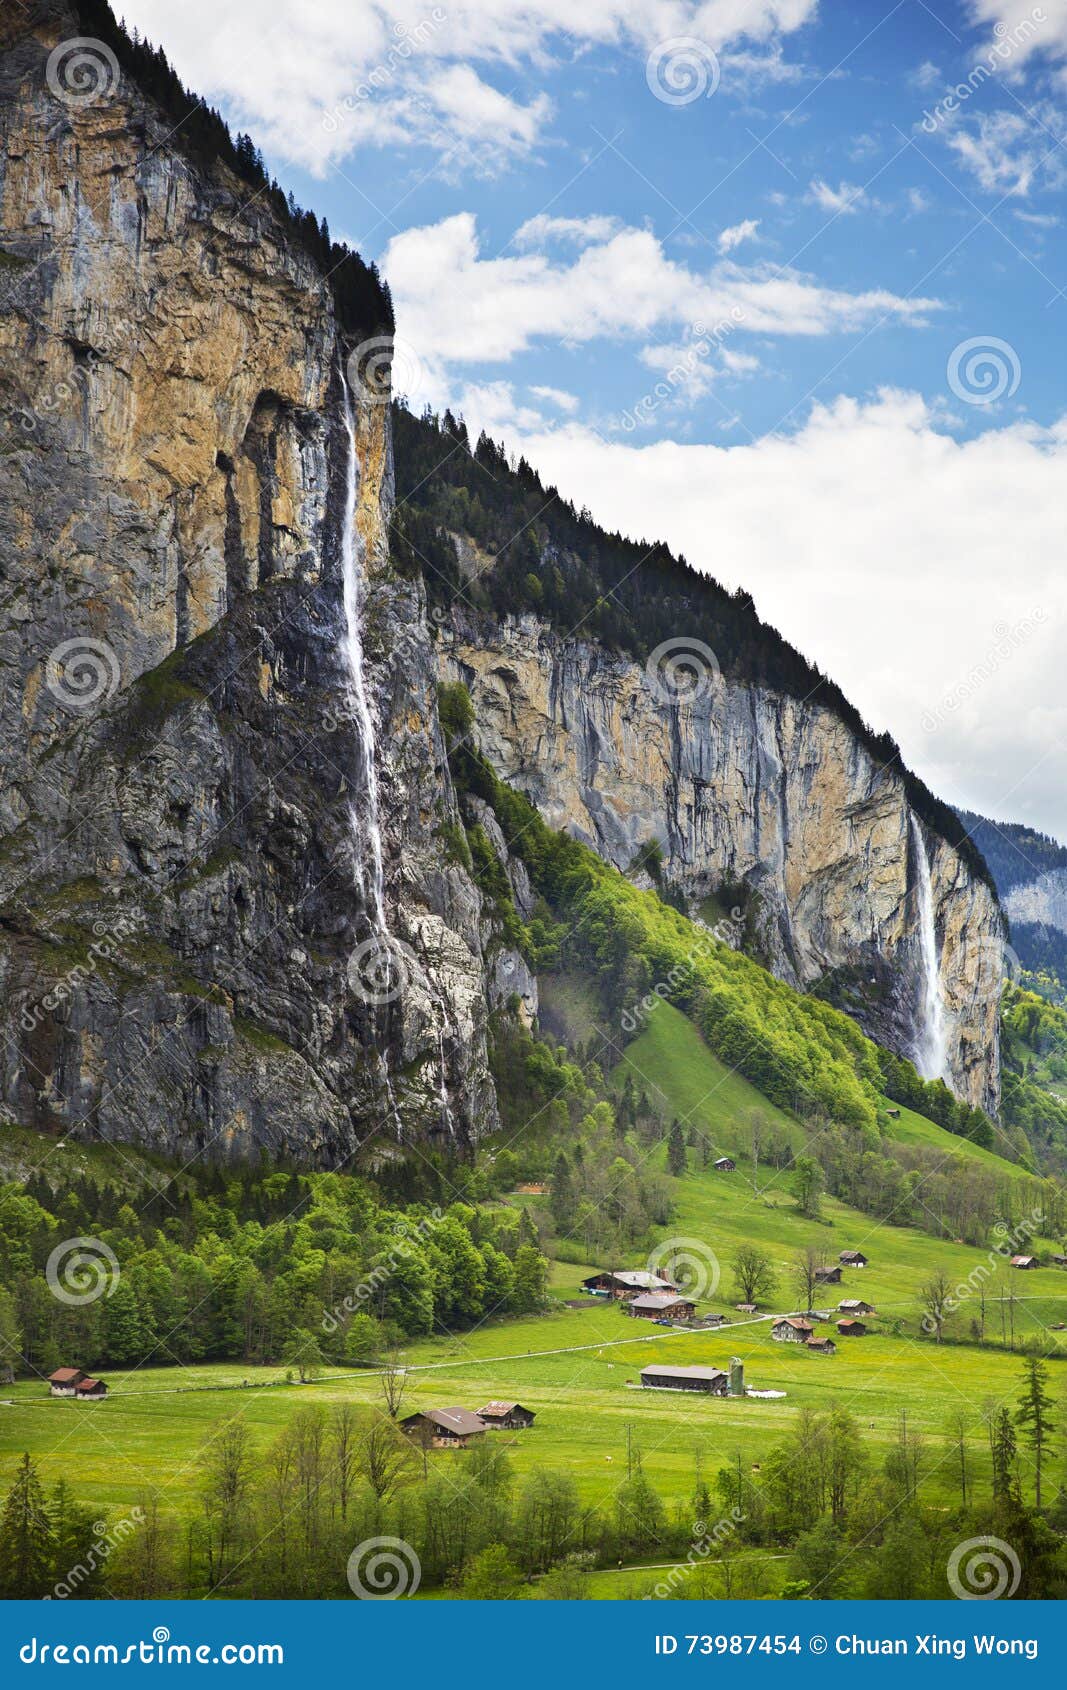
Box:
[338,372,453,1136]
[339,374,387,929]
[910,814,948,1083]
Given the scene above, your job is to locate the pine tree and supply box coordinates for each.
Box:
[1016,1355,1057,1507]
[991,1408,1021,1510]
[0,1454,55,1598]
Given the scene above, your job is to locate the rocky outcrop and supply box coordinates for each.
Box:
[441,613,1004,1114]
[0,4,509,1161]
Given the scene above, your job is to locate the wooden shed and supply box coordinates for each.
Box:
[400,1408,486,1448]
[713,1157,736,1172]
[628,1291,696,1321]
[640,1364,728,1394]
[75,1378,107,1399]
[477,1401,535,1430]
[581,1269,678,1299]
[814,1265,843,1285]
[48,1368,85,1397]
[836,1319,867,1337]
[839,1250,869,1267]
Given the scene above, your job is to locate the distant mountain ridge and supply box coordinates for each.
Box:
[957,810,1067,988]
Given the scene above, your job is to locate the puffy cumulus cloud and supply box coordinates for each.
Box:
[450,390,1067,836]
[965,1,1067,80]
[383,211,940,373]
[717,217,761,252]
[120,0,819,174]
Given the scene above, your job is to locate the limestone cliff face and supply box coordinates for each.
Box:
[441,613,1003,1114]
[0,5,511,1160]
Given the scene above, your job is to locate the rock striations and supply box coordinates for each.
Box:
[0,1,1002,1163]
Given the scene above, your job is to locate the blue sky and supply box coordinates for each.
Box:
[122,0,1067,839]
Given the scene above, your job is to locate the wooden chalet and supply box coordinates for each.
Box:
[640,1364,728,1394]
[735,1302,757,1313]
[1052,1254,1067,1268]
[76,1378,107,1399]
[581,1269,678,1299]
[772,1316,814,1343]
[813,1265,843,1285]
[839,1250,869,1267]
[836,1319,867,1336]
[477,1401,535,1430]
[713,1156,736,1172]
[400,1408,486,1448]
[628,1291,696,1321]
[838,1298,876,1316]
[1010,1255,1038,1270]
[806,1336,837,1355]
[48,1368,85,1397]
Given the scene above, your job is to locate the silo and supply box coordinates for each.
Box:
[728,1357,744,1397]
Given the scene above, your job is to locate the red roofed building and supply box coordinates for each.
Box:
[48,1368,85,1397]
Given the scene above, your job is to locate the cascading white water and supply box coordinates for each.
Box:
[338,372,453,1136]
[910,814,949,1083]
[339,374,387,929]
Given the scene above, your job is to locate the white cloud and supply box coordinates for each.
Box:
[463,391,1067,836]
[806,177,867,214]
[530,384,580,412]
[1015,208,1061,225]
[944,109,1039,195]
[911,59,942,90]
[907,187,932,213]
[120,0,820,174]
[965,1,1067,82]
[717,218,761,253]
[383,212,940,379]
[514,214,623,249]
